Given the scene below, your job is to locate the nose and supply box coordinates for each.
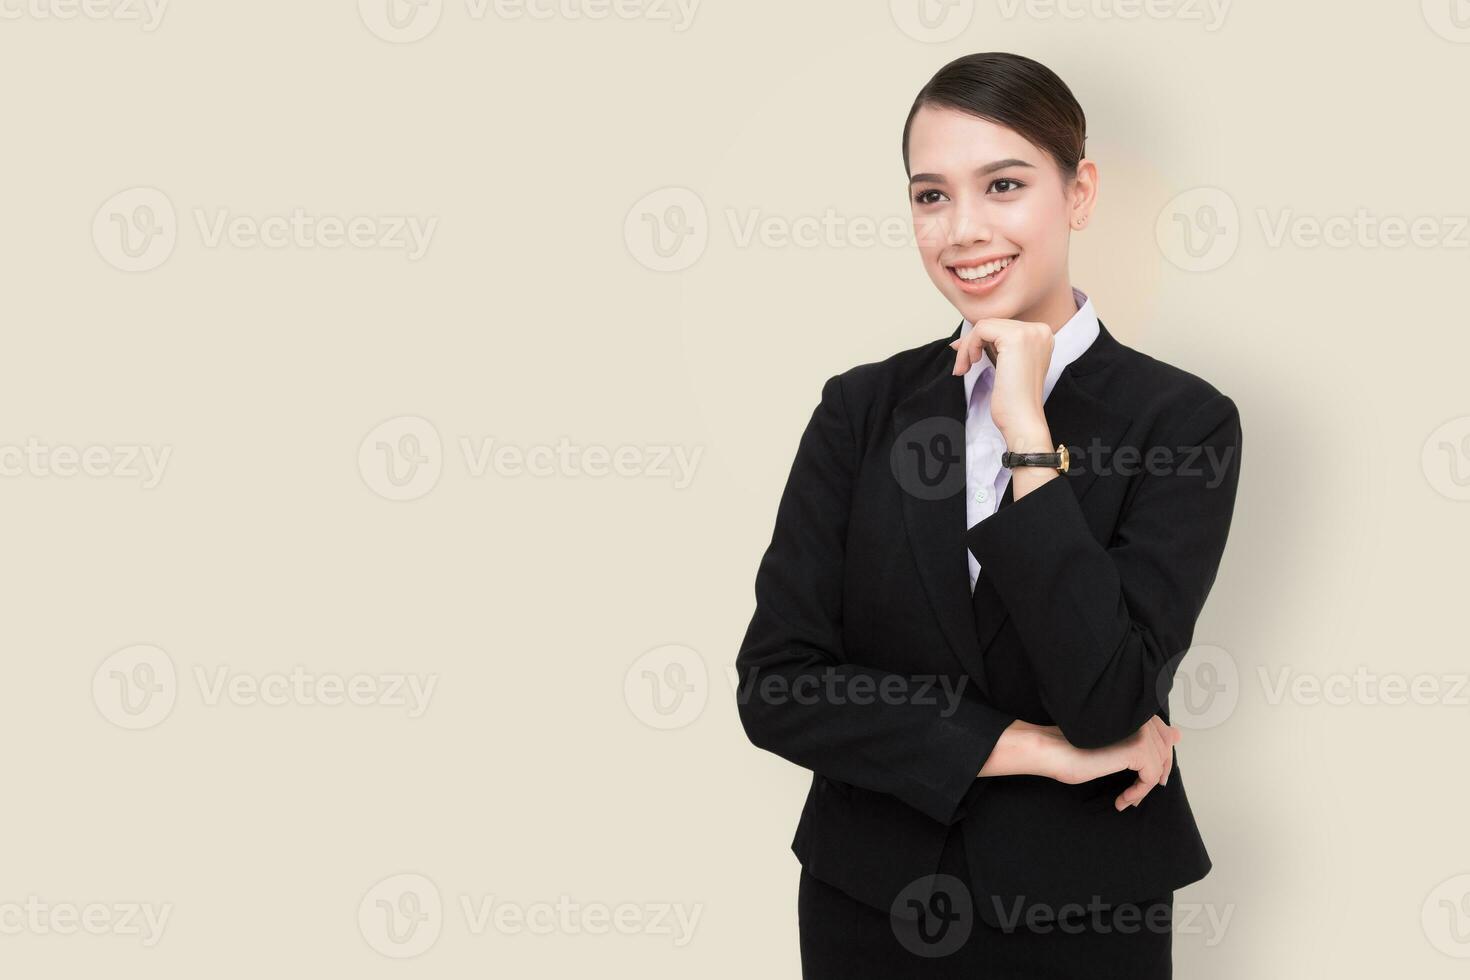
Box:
[945,198,991,251]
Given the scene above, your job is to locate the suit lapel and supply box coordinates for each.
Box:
[893,318,1133,695]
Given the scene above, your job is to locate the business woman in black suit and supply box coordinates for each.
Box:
[734,53,1243,978]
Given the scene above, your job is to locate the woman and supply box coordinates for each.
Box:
[734,52,1243,978]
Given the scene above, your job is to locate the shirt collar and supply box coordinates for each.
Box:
[960,285,1100,408]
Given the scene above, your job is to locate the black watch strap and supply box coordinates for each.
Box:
[1001,444,1070,473]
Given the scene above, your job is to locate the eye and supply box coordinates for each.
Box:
[913,188,947,206]
[990,177,1025,194]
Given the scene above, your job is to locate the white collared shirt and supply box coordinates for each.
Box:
[962,285,1100,592]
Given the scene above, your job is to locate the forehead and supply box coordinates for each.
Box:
[907,104,1045,175]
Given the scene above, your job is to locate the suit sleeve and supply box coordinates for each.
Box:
[735,373,1016,826]
[965,391,1243,749]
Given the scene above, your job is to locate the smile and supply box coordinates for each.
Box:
[947,254,1017,294]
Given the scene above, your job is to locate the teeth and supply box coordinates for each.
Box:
[954,255,1015,281]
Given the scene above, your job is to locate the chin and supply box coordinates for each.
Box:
[954,294,1021,323]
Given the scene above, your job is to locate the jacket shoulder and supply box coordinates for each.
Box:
[815,330,954,439]
[1103,340,1240,443]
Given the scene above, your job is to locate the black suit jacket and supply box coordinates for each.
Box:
[735,317,1243,927]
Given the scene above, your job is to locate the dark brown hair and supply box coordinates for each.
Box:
[902,52,1087,182]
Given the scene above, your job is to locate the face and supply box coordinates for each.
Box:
[906,104,1092,326]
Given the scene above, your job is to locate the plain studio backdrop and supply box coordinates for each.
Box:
[2,1,1467,976]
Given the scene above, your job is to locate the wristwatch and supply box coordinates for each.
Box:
[1001,443,1070,474]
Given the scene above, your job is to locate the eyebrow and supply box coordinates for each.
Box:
[909,158,1036,186]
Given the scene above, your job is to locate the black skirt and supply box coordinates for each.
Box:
[797,822,1174,979]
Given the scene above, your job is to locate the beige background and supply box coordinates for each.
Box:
[2,0,1468,976]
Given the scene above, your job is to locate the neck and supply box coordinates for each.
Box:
[1016,280,1080,334]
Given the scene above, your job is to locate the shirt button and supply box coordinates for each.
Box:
[975,487,989,503]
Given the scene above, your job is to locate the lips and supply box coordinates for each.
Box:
[947,253,1017,295]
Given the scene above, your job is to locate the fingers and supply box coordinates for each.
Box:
[1149,716,1178,786]
[948,318,1007,376]
[1114,723,1165,811]
[1114,717,1182,811]
[949,334,981,376]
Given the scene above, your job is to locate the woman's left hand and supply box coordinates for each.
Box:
[949,318,1055,451]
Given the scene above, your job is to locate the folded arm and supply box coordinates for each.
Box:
[966,392,1244,749]
[735,373,1016,826]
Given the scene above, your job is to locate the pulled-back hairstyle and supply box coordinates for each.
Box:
[902,52,1088,182]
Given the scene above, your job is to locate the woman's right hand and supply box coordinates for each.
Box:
[1043,715,1182,811]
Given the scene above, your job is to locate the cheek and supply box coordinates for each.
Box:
[998,199,1056,250]
[911,211,948,254]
